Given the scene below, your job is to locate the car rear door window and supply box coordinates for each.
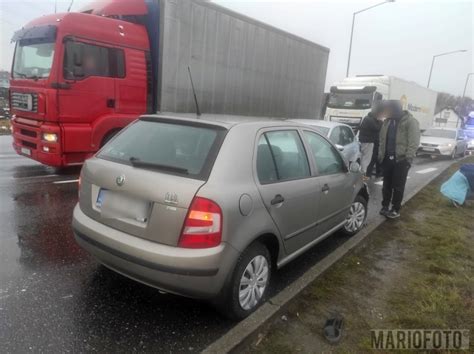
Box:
[256,130,310,183]
[303,131,345,175]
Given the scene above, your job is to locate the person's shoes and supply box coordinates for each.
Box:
[379,207,390,216]
[386,209,400,219]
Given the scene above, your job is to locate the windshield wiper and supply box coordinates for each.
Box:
[129,157,189,174]
[13,71,27,78]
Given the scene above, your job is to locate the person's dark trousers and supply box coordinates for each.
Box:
[382,156,411,211]
[367,142,382,177]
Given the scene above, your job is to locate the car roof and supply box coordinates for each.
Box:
[288,119,348,129]
[140,112,314,130]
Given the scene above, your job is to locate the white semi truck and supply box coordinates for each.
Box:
[324,75,438,131]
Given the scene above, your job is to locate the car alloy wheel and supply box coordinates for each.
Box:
[344,201,366,233]
[238,255,269,311]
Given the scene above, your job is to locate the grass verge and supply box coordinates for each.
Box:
[243,156,474,353]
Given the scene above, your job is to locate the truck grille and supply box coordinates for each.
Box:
[21,140,37,149]
[20,129,37,138]
[11,92,38,112]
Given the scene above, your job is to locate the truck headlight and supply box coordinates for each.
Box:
[42,133,58,142]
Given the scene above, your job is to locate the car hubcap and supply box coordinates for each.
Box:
[239,255,269,311]
[344,202,366,232]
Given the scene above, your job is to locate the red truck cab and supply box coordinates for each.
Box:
[10,1,150,166]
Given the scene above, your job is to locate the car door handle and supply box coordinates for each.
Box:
[322,184,330,192]
[270,194,285,205]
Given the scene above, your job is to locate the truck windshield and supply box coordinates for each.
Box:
[327,92,373,110]
[422,129,456,139]
[13,42,55,79]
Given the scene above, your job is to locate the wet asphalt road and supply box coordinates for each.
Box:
[0,135,457,353]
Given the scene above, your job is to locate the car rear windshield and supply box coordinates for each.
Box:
[97,119,226,180]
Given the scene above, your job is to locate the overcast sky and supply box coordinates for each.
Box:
[0,0,472,97]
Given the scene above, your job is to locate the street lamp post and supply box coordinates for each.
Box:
[462,72,474,98]
[346,0,395,77]
[427,50,467,88]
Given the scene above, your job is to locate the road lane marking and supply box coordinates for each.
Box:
[53,179,79,184]
[415,167,438,174]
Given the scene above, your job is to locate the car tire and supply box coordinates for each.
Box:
[341,195,367,236]
[215,242,271,320]
[451,148,457,160]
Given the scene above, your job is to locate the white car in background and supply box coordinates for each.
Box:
[290,120,361,165]
[418,127,467,159]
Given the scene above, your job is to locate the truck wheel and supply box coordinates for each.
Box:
[341,195,367,236]
[215,242,271,320]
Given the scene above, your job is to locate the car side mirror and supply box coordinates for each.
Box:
[335,144,344,151]
[349,162,360,173]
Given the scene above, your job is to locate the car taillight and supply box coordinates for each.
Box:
[178,197,222,248]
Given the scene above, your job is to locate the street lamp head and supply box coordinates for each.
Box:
[459,49,468,52]
[386,0,396,2]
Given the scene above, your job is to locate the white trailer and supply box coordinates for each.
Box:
[324,75,438,130]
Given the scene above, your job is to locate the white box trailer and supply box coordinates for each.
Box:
[324,75,438,130]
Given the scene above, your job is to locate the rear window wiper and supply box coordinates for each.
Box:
[129,157,189,174]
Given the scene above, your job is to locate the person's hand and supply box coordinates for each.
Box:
[406,158,413,168]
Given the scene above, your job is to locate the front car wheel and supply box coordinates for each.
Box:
[342,195,367,236]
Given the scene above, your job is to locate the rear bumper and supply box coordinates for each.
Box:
[72,205,239,299]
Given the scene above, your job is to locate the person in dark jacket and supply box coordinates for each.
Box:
[378,100,420,219]
[359,104,383,178]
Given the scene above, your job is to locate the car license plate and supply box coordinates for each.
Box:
[20,147,31,156]
[96,189,107,208]
[97,188,150,222]
[423,148,435,152]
